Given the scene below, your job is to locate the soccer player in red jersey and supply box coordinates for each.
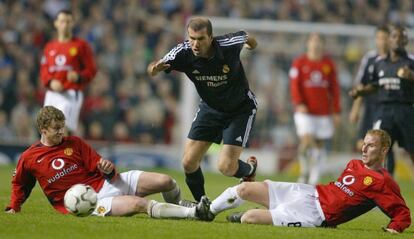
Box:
[207,129,410,234]
[5,106,211,220]
[289,32,341,184]
[40,10,97,134]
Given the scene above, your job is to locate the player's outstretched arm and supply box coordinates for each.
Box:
[147,60,171,77]
[244,34,257,50]
[348,84,377,99]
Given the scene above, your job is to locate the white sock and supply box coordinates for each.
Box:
[309,148,327,185]
[210,185,244,215]
[148,200,196,219]
[162,179,181,204]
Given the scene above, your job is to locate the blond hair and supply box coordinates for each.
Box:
[366,129,391,150]
[36,106,65,131]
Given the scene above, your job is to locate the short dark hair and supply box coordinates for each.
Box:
[389,23,407,34]
[376,24,390,34]
[55,9,73,20]
[187,17,212,36]
[36,106,65,131]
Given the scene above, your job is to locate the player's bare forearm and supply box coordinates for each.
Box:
[349,97,362,124]
[348,84,377,99]
[244,35,257,50]
[147,60,171,77]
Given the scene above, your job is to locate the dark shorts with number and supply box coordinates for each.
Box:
[373,103,414,153]
[188,100,257,147]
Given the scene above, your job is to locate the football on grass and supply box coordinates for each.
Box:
[64,184,97,216]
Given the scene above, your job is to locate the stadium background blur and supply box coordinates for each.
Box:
[1,0,414,175]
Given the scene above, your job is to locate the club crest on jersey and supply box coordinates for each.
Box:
[69,47,78,56]
[322,64,331,74]
[97,206,106,215]
[363,176,373,186]
[55,54,66,66]
[64,148,73,156]
[222,64,230,73]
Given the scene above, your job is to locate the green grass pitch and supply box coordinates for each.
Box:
[0,165,413,239]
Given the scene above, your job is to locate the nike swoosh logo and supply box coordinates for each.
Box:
[37,157,45,163]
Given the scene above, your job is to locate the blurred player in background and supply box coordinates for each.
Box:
[148,17,258,205]
[350,24,414,172]
[349,25,395,173]
[40,10,97,134]
[5,106,212,220]
[207,129,411,234]
[289,33,341,184]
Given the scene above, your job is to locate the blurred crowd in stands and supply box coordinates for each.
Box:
[0,0,413,149]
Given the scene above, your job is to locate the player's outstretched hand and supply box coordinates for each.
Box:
[5,208,16,214]
[147,60,171,77]
[382,227,399,234]
[97,158,115,175]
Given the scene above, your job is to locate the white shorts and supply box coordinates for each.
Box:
[44,89,84,132]
[92,170,143,216]
[265,180,325,227]
[294,112,334,139]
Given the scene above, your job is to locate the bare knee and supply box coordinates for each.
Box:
[182,154,200,173]
[241,209,273,225]
[236,182,252,199]
[241,211,259,224]
[156,174,175,191]
[217,159,236,176]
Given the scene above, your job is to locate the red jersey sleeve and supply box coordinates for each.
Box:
[328,59,341,113]
[73,136,101,172]
[75,136,118,181]
[78,40,97,88]
[289,58,304,106]
[371,178,411,232]
[40,44,54,88]
[6,155,36,212]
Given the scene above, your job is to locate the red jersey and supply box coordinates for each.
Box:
[289,54,341,115]
[316,160,411,232]
[40,37,97,91]
[7,136,107,214]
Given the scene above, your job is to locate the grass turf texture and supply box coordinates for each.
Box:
[0,165,413,239]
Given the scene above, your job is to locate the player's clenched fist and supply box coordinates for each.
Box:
[97,158,115,174]
[50,79,64,92]
[397,65,413,79]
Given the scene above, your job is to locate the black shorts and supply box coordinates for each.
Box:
[373,103,414,153]
[188,101,257,147]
